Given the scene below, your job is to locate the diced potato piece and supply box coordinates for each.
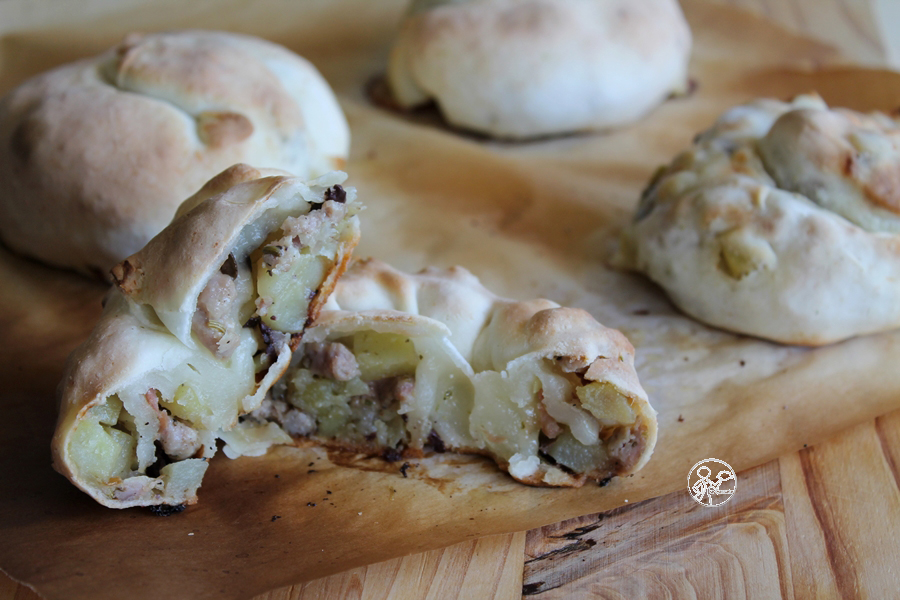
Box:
[287,367,409,446]
[576,382,637,427]
[159,459,209,500]
[93,395,123,426]
[350,332,419,381]
[470,371,540,461]
[255,252,331,332]
[70,399,136,483]
[160,384,215,426]
[545,429,609,474]
[718,228,776,279]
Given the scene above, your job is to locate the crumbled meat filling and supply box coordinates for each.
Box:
[380,376,415,411]
[304,341,361,381]
[248,397,316,437]
[192,272,241,358]
[145,390,202,461]
[537,396,562,439]
[608,427,645,471]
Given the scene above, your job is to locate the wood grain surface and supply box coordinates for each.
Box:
[1,0,898,598]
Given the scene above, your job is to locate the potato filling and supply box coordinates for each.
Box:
[190,186,353,356]
[69,396,136,484]
[249,330,648,485]
[255,333,419,453]
[541,380,645,478]
[69,314,272,502]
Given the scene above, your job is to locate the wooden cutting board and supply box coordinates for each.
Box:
[2,1,899,599]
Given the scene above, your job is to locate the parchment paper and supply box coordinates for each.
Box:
[2,1,900,598]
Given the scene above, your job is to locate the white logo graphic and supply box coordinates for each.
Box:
[688,458,736,506]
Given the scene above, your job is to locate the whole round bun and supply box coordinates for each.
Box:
[386,0,692,139]
[618,94,900,345]
[0,30,349,277]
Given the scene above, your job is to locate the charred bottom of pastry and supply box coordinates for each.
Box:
[245,331,648,487]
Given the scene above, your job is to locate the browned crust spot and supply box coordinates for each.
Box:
[196,111,254,147]
[110,258,142,294]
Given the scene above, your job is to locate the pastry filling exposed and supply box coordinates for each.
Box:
[245,328,648,486]
[68,186,357,502]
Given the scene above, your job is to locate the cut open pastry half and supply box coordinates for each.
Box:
[245,259,657,487]
[51,164,361,508]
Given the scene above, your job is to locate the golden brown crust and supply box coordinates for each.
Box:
[110,165,362,348]
[0,30,349,277]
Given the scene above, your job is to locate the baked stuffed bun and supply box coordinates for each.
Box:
[0,30,349,277]
[247,259,656,487]
[52,165,361,508]
[618,94,900,345]
[386,0,691,139]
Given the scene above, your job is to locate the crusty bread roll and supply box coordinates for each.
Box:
[386,0,692,139]
[0,30,349,277]
[246,259,657,487]
[52,165,361,508]
[618,94,900,345]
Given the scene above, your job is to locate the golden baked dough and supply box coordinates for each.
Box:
[387,0,691,139]
[0,30,349,277]
[618,94,900,345]
[52,165,361,508]
[247,259,657,487]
